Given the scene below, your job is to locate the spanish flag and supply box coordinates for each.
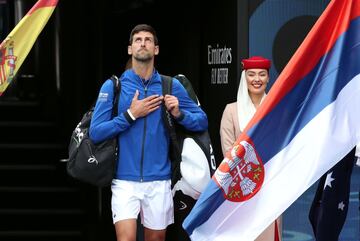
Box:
[0,0,58,96]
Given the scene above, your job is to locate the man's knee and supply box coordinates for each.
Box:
[144,227,166,241]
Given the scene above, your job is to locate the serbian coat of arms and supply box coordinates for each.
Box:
[213,140,265,202]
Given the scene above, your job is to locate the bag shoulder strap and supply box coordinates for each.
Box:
[160,74,181,161]
[160,74,173,96]
[160,75,174,132]
[110,75,121,117]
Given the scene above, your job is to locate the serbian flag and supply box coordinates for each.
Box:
[183,0,360,240]
[0,0,58,96]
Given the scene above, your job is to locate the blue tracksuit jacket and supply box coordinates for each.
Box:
[89,69,208,182]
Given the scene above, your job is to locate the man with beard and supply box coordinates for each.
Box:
[90,24,208,241]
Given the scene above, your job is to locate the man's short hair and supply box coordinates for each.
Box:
[129,24,158,45]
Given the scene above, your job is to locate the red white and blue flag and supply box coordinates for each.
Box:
[183,0,360,240]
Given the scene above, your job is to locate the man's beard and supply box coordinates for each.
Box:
[133,52,152,63]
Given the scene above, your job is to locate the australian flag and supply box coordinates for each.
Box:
[309,147,356,241]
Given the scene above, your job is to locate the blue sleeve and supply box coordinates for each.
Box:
[172,78,208,131]
[89,79,133,143]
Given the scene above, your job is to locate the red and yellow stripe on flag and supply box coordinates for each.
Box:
[0,0,58,96]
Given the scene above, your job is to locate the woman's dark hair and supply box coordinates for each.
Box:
[129,24,158,45]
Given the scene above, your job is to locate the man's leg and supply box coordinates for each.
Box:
[142,180,173,241]
[112,180,141,241]
[114,219,137,241]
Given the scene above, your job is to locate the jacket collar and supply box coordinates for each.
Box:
[125,68,161,84]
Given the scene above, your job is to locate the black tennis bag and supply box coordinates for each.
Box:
[161,74,216,241]
[67,75,120,187]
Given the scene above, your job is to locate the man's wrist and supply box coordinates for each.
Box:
[124,109,136,124]
[127,109,136,121]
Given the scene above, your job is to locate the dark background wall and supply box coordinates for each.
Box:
[56,0,206,155]
[1,0,247,165]
[54,0,243,164]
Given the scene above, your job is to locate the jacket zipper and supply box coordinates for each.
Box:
[140,90,147,182]
[139,79,151,182]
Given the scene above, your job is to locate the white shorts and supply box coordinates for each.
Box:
[111,179,174,230]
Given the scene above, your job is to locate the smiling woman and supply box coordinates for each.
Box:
[244,69,269,108]
[219,56,282,241]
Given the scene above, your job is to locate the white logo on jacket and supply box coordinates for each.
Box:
[98,92,109,102]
